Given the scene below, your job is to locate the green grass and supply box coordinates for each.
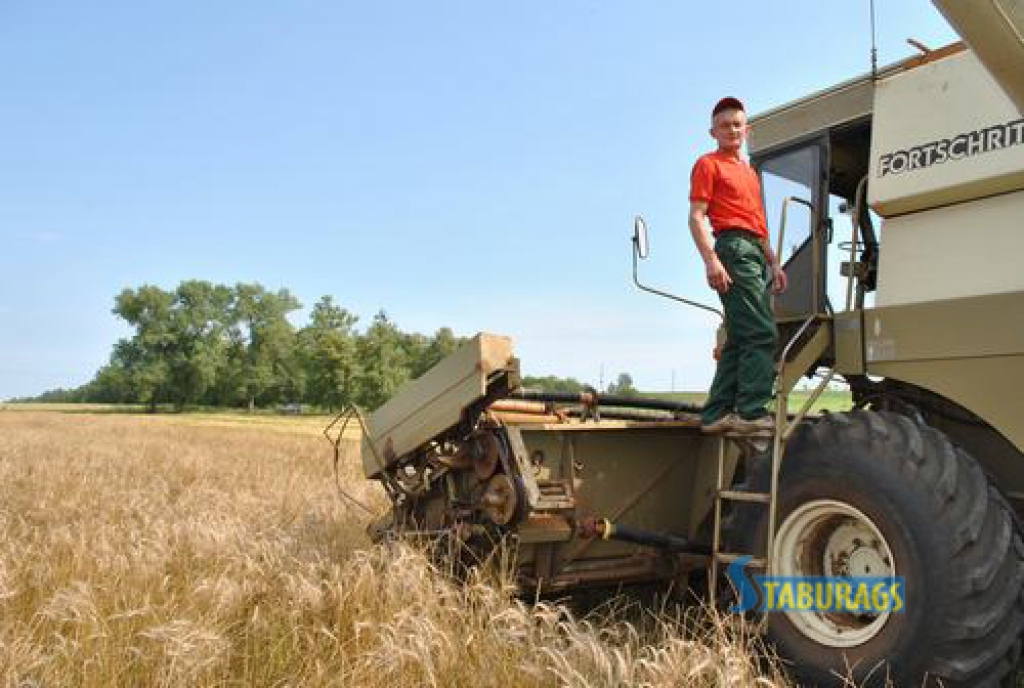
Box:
[1,402,152,413]
[7,387,856,425]
[0,402,337,417]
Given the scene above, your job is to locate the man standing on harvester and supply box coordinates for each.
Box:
[689,97,787,436]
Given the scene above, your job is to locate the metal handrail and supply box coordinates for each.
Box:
[775,196,814,265]
[765,311,818,575]
[845,176,870,312]
[770,311,818,473]
[779,313,818,368]
[775,196,819,315]
[783,369,835,442]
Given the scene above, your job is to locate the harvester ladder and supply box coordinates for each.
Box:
[708,432,775,600]
[708,314,834,603]
[706,189,846,603]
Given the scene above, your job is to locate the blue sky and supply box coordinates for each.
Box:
[0,1,957,399]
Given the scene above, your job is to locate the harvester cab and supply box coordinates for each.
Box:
[354,3,1024,685]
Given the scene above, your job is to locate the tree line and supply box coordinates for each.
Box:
[20,280,637,411]
[31,280,463,411]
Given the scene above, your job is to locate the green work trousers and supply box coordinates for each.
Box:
[701,231,778,424]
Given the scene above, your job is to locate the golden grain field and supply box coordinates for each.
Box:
[0,410,787,687]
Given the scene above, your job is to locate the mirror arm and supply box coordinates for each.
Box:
[632,244,724,320]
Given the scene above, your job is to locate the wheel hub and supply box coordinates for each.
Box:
[823,521,889,577]
[773,499,897,648]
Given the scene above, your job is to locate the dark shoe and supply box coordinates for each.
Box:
[732,415,775,436]
[701,413,740,435]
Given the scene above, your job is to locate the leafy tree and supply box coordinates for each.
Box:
[112,285,176,411]
[230,283,302,410]
[606,372,639,397]
[297,296,359,411]
[354,310,410,410]
[38,280,475,412]
[208,324,249,407]
[401,331,431,379]
[164,280,233,409]
[84,364,132,403]
[408,327,464,378]
[9,387,83,403]
[108,281,235,410]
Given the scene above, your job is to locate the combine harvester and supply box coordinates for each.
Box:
[352,2,1024,684]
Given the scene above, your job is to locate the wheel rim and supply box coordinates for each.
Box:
[772,499,896,648]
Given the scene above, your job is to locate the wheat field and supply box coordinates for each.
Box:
[0,410,787,687]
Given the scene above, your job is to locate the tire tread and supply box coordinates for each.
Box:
[724,410,1024,687]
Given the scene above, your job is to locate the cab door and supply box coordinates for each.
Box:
[753,137,830,322]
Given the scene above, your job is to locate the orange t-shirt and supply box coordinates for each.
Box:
[689,151,768,239]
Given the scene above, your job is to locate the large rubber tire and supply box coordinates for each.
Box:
[726,410,1024,687]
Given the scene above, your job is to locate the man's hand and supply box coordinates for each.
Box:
[706,254,732,293]
[770,265,787,294]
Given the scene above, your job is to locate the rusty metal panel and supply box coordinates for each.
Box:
[519,426,711,571]
[515,419,701,432]
[517,514,574,544]
[360,333,516,477]
[686,438,738,536]
[502,426,541,509]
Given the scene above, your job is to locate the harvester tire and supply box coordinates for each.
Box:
[726,410,1024,687]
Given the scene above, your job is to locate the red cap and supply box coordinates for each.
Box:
[712,96,745,117]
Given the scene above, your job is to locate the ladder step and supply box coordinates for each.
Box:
[714,553,767,567]
[718,490,771,503]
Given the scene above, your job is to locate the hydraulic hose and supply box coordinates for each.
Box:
[579,518,711,555]
[509,389,702,414]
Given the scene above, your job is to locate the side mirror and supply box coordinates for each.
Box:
[633,215,649,260]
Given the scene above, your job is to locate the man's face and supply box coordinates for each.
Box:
[709,108,749,152]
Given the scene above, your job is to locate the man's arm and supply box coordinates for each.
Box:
[689,201,732,293]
